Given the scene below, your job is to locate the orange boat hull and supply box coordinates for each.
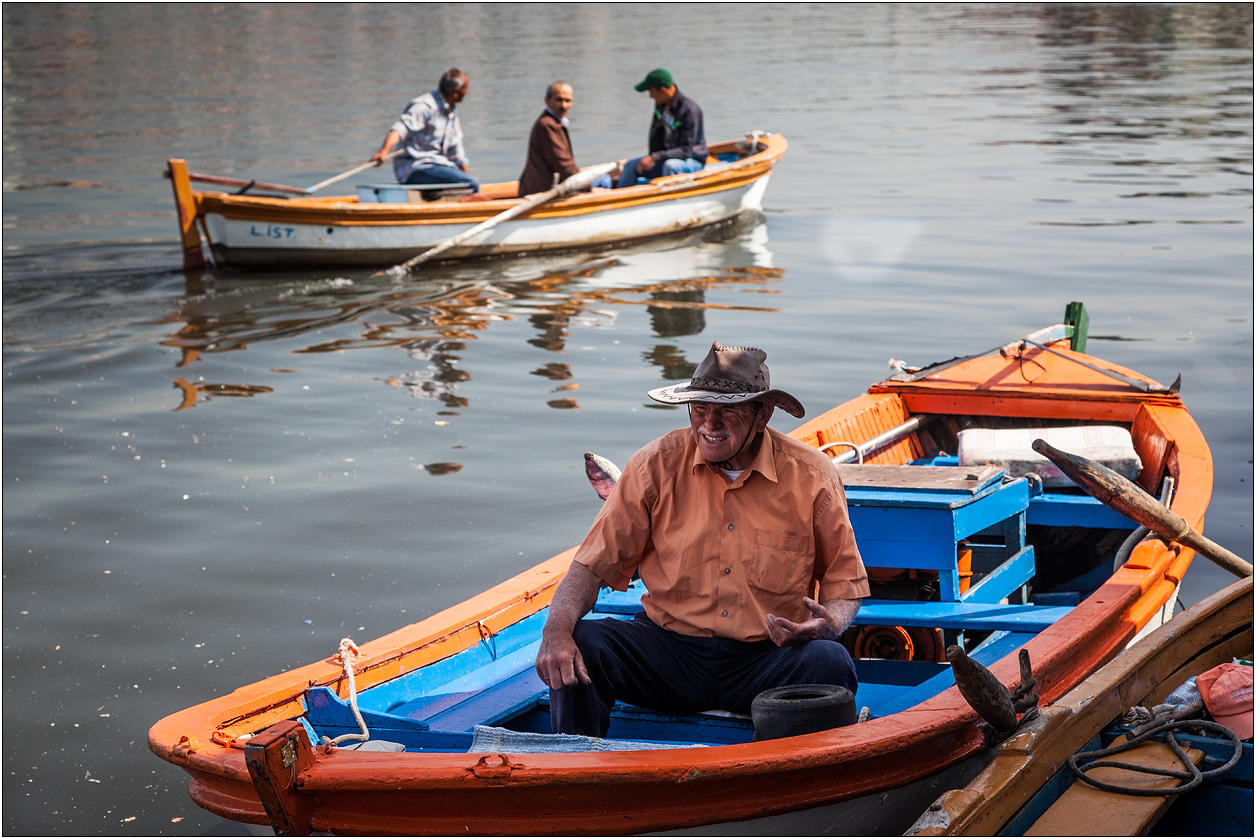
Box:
[149,330,1211,835]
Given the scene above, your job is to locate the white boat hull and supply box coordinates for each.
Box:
[204,176,770,268]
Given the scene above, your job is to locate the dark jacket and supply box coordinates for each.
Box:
[518,110,581,197]
[648,88,707,162]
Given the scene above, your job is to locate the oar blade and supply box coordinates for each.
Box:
[1031,438,1252,578]
[1031,439,1181,532]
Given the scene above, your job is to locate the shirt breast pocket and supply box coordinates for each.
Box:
[749,529,812,595]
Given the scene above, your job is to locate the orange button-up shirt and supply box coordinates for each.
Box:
[574,426,868,641]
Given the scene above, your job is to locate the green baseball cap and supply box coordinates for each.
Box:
[634,68,674,92]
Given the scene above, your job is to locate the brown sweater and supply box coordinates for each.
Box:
[518,110,581,197]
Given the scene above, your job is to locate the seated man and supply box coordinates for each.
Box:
[535,341,867,737]
[615,68,708,189]
[518,81,612,197]
[370,67,480,193]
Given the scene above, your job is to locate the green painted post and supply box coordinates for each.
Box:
[1065,301,1089,352]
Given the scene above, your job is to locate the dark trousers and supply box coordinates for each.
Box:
[403,163,480,193]
[550,613,858,737]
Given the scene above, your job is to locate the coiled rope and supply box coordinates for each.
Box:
[320,638,370,747]
[1068,718,1242,796]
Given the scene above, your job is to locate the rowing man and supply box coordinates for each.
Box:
[536,341,868,736]
[371,68,480,193]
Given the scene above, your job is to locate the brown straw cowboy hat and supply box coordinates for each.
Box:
[647,341,805,418]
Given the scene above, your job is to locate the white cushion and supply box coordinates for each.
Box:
[957,425,1141,488]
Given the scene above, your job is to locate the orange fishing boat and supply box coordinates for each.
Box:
[167,133,786,270]
[148,303,1215,835]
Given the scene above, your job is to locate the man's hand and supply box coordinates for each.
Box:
[535,630,591,691]
[371,130,403,166]
[765,597,859,647]
[636,154,655,174]
[534,560,602,690]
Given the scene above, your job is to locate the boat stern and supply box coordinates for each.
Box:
[167,159,207,269]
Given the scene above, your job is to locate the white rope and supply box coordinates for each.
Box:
[321,638,370,746]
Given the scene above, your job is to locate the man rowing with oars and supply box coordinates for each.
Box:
[536,341,868,736]
[370,68,480,194]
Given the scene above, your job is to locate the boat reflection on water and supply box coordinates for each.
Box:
[160,217,778,411]
[171,377,274,411]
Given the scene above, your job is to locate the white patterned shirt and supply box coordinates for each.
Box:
[388,90,468,181]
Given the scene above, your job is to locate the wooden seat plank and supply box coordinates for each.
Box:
[423,667,546,732]
[1028,492,1138,529]
[1025,738,1205,836]
[356,182,473,191]
[836,463,1004,494]
[855,599,1070,632]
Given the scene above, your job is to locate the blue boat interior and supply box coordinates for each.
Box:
[301,447,1145,752]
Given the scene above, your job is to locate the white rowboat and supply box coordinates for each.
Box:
[167,133,786,270]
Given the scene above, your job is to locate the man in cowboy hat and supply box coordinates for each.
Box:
[536,341,868,737]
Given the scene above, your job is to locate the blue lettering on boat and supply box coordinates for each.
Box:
[249,224,295,239]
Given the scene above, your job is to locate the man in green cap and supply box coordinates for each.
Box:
[614,68,707,188]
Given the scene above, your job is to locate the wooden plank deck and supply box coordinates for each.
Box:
[1025,738,1205,836]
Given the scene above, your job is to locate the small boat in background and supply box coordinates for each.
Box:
[166,133,786,270]
[148,303,1221,835]
[908,574,1252,837]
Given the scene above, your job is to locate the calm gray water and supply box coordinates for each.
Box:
[3,3,1252,835]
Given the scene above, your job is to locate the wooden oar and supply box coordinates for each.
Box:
[374,161,618,278]
[306,149,402,194]
[163,168,310,195]
[1031,439,1252,578]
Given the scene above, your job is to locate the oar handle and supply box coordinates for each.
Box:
[1031,439,1252,578]
[307,149,403,194]
[163,169,310,195]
